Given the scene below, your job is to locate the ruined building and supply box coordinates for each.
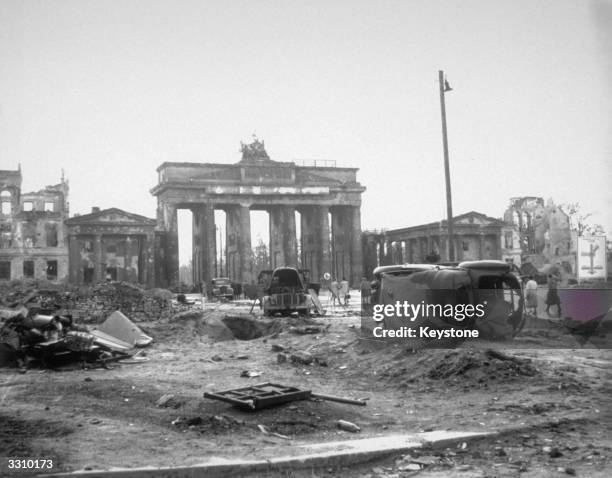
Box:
[151,138,366,287]
[65,208,156,287]
[362,211,519,278]
[504,196,573,270]
[0,167,69,281]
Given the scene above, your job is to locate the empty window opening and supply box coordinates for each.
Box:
[0,261,11,280]
[46,224,58,247]
[23,260,34,278]
[83,267,95,284]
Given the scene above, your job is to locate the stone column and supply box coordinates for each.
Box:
[68,234,80,284]
[269,206,297,268]
[350,206,363,286]
[283,206,298,267]
[319,206,331,279]
[144,233,156,288]
[93,234,102,282]
[166,205,179,287]
[378,238,385,266]
[238,204,253,284]
[455,236,462,262]
[193,203,216,284]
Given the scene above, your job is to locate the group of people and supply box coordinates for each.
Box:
[322,275,373,312]
[328,277,350,306]
[524,271,562,318]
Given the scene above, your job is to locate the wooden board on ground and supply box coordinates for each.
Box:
[309,289,325,315]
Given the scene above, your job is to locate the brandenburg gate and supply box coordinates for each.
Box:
[150,139,365,287]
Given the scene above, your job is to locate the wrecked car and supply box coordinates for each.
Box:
[210,278,234,300]
[373,260,525,338]
[261,267,312,317]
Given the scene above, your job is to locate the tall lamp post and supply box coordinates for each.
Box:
[439,70,455,262]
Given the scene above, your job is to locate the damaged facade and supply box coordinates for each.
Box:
[0,167,69,281]
[151,139,366,287]
[503,196,573,272]
[362,211,519,279]
[65,208,156,287]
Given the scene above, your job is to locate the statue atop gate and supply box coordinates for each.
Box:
[240,135,270,162]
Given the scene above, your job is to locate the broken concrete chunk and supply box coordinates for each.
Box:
[290,351,313,365]
[240,370,261,378]
[270,344,285,352]
[337,420,360,433]
[210,354,223,362]
[277,353,288,363]
[156,394,179,408]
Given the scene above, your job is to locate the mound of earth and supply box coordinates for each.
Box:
[425,349,539,380]
[380,348,539,387]
[163,310,235,342]
[154,310,283,343]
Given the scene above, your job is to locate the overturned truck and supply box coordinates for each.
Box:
[371,260,525,339]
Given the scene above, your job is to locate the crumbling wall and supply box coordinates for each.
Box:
[66,282,173,323]
[504,197,573,271]
[0,280,174,323]
[0,168,69,281]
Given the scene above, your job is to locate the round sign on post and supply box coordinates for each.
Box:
[323,272,331,281]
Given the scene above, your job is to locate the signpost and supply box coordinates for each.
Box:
[577,235,607,282]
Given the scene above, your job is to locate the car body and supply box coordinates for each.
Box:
[210,278,234,300]
[261,267,311,316]
[372,260,525,335]
[371,263,443,304]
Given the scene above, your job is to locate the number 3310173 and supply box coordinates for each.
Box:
[7,458,53,469]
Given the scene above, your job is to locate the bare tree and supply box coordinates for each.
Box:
[560,203,605,236]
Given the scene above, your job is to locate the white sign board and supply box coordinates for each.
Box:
[577,235,607,281]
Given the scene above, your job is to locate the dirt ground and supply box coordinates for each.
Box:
[1,292,611,477]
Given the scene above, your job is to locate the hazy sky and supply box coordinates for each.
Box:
[1,0,611,263]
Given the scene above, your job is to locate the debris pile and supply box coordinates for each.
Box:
[164,310,235,342]
[380,349,540,387]
[69,282,173,322]
[0,302,152,370]
[425,349,539,381]
[0,280,174,323]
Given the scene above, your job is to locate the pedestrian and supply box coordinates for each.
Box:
[340,277,350,306]
[330,279,340,307]
[359,276,371,313]
[525,275,538,317]
[545,272,562,318]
